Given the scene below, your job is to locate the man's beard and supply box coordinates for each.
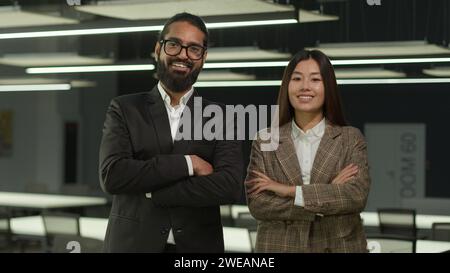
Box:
[156,58,202,93]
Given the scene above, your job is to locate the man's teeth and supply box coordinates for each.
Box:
[172,62,189,68]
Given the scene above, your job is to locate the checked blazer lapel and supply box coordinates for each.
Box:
[274,123,304,186]
[310,121,343,185]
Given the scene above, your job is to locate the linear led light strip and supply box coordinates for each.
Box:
[0,19,297,39]
[337,78,450,84]
[0,84,71,92]
[26,58,450,74]
[332,57,450,65]
[26,64,155,74]
[194,78,450,87]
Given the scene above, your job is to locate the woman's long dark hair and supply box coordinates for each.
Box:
[277,49,347,127]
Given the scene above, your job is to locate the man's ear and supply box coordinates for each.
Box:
[202,50,207,65]
[154,42,161,62]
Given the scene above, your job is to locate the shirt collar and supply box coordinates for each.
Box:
[157,81,194,107]
[291,118,326,139]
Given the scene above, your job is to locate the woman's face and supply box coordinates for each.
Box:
[288,58,325,116]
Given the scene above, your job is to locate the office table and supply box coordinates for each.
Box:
[0,191,108,210]
[228,205,450,230]
[9,216,252,253]
[9,216,450,253]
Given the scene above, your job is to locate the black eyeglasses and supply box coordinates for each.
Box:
[159,39,206,60]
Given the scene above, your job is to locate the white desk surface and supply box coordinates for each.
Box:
[227,205,450,230]
[10,216,450,253]
[0,191,108,209]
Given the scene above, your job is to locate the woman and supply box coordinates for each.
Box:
[245,49,370,253]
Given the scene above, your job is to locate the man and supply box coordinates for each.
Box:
[99,13,243,253]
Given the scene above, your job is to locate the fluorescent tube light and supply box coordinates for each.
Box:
[332,58,450,65]
[194,78,450,87]
[26,64,155,74]
[195,80,281,87]
[0,19,296,40]
[0,84,71,92]
[337,78,450,84]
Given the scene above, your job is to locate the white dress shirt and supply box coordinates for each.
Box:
[146,82,195,245]
[292,118,326,207]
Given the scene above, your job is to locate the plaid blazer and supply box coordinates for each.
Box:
[246,120,370,253]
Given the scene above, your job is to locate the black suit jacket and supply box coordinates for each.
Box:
[99,86,243,252]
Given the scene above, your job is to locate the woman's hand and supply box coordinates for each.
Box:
[332,164,359,184]
[245,170,295,198]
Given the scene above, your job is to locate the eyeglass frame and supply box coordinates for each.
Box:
[159,39,207,60]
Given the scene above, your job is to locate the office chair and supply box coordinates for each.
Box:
[220,205,234,227]
[367,234,416,253]
[377,208,417,238]
[248,229,257,253]
[0,210,12,250]
[234,212,257,230]
[431,222,450,241]
[41,212,80,252]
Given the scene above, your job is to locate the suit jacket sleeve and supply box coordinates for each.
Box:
[150,137,244,207]
[301,128,371,215]
[246,135,317,222]
[99,98,190,195]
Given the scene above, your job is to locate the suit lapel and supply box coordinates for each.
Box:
[172,91,201,154]
[274,123,303,186]
[310,122,342,184]
[146,86,173,154]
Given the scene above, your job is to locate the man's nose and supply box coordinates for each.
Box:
[177,47,189,60]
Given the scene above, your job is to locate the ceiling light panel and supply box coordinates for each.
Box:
[308,41,450,57]
[0,53,113,67]
[76,0,293,20]
[0,7,78,28]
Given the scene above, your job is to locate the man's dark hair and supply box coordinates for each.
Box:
[158,12,209,47]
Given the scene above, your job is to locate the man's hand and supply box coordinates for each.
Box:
[332,164,359,184]
[189,155,213,176]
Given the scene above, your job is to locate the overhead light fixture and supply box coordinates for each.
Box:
[0,25,163,39]
[207,47,291,61]
[0,83,71,92]
[332,57,450,65]
[195,80,280,87]
[195,78,450,87]
[204,61,288,69]
[337,78,450,84]
[299,9,339,23]
[0,6,78,28]
[26,64,155,74]
[75,0,294,20]
[422,67,450,77]
[0,19,296,40]
[198,71,256,81]
[0,53,112,67]
[207,19,297,29]
[309,41,450,57]
[25,57,450,75]
[334,68,406,78]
